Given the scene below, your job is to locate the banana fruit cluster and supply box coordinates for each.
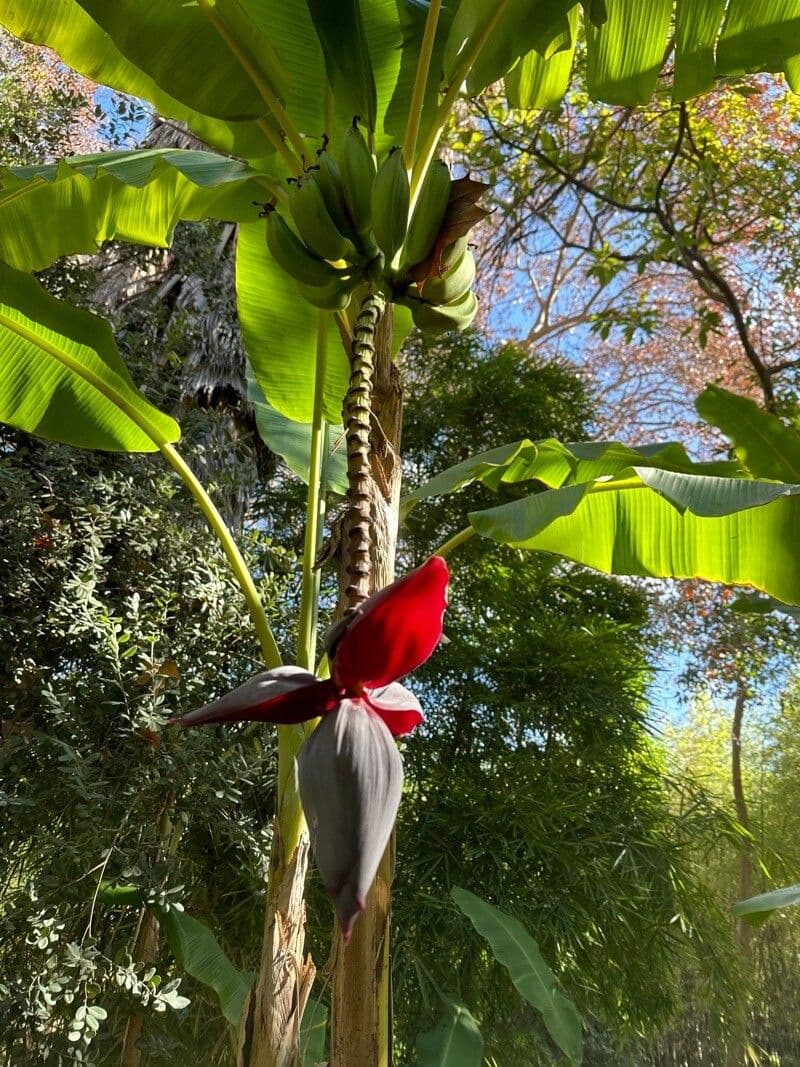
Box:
[265,119,480,335]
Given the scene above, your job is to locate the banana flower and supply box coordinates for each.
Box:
[175,556,449,938]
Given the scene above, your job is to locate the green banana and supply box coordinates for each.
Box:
[266,210,345,288]
[313,152,358,242]
[422,248,476,305]
[288,176,352,262]
[370,147,409,263]
[340,119,376,236]
[296,275,356,311]
[440,234,469,272]
[403,159,451,268]
[408,289,478,337]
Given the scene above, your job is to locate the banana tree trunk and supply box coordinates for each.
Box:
[330,305,402,1067]
[238,824,315,1067]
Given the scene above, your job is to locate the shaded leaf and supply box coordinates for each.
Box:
[415,998,484,1066]
[0,261,179,452]
[506,7,579,109]
[307,0,377,133]
[696,384,800,483]
[246,369,347,493]
[451,887,583,1064]
[300,995,328,1066]
[161,908,253,1027]
[444,0,576,96]
[717,0,800,77]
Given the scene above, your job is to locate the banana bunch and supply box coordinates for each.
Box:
[264,118,479,334]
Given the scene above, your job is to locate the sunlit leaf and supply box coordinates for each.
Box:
[0,261,179,452]
[717,0,800,76]
[0,148,266,272]
[0,0,271,160]
[673,0,727,100]
[469,475,800,604]
[585,0,673,105]
[732,884,800,927]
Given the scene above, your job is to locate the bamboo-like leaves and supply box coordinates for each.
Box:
[0,261,179,452]
[0,149,267,272]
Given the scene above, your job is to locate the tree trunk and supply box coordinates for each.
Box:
[725,681,752,1067]
[119,908,160,1067]
[330,305,402,1067]
[238,829,315,1067]
[731,682,753,957]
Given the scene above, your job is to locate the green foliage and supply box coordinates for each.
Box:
[415,999,484,1067]
[452,887,583,1064]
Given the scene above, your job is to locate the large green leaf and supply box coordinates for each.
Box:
[246,369,348,493]
[161,908,253,1027]
[469,475,800,604]
[402,437,740,517]
[236,219,412,423]
[717,0,800,76]
[73,0,287,123]
[506,6,579,109]
[452,887,583,1065]
[696,384,800,483]
[0,0,271,161]
[306,0,377,133]
[0,261,179,452]
[0,148,266,272]
[732,885,800,927]
[585,0,673,105]
[673,0,727,100]
[444,0,576,96]
[235,219,349,424]
[415,999,484,1067]
[300,996,328,1067]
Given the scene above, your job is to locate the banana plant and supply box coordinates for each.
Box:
[2,3,800,1065]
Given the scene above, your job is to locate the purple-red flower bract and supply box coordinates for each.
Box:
[175,555,448,735]
[174,556,449,938]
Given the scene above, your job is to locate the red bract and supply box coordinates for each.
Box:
[174,555,449,735]
[175,556,449,938]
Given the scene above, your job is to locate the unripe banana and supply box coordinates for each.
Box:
[288,176,352,262]
[296,275,356,311]
[403,159,451,268]
[266,210,345,288]
[370,147,409,263]
[440,234,469,272]
[313,152,358,242]
[422,248,476,305]
[409,289,478,336]
[340,119,376,236]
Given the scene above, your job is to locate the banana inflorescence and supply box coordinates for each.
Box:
[263,117,485,335]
